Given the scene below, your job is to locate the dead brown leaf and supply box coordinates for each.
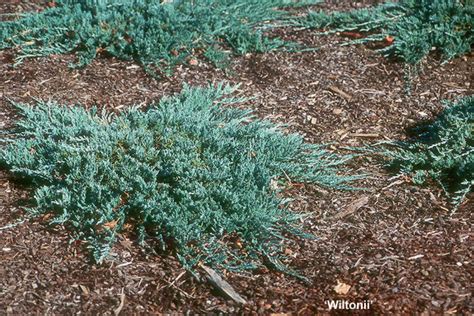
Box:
[333,196,369,219]
[334,280,351,295]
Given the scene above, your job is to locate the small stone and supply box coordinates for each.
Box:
[431,300,440,307]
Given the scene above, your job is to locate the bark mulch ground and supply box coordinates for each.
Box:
[0,0,472,314]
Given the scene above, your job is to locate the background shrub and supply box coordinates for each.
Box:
[297,0,473,65]
[0,84,359,275]
[0,0,319,74]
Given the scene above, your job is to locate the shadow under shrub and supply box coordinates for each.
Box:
[0,84,359,276]
[385,96,473,208]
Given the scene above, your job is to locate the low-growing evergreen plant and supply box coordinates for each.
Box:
[0,0,319,74]
[0,84,359,276]
[385,96,473,208]
[297,0,473,65]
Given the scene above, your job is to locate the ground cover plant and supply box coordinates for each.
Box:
[0,0,319,74]
[297,0,473,66]
[386,96,473,207]
[0,84,359,276]
[1,1,473,314]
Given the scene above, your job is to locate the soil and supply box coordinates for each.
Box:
[0,0,473,315]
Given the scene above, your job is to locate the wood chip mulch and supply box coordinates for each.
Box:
[1,0,472,314]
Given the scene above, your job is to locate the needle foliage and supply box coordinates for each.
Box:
[385,96,473,207]
[0,84,359,275]
[297,0,473,65]
[0,0,319,74]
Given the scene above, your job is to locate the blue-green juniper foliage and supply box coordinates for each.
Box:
[0,84,358,274]
[0,0,320,73]
[297,0,473,65]
[386,96,473,207]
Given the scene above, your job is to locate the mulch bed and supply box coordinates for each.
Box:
[0,0,472,314]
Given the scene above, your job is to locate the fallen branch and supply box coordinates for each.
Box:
[114,288,126,316]
[349,133,380,138]
[199,264,247,305]
[328,85,352,101]
[333,196,369,219]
